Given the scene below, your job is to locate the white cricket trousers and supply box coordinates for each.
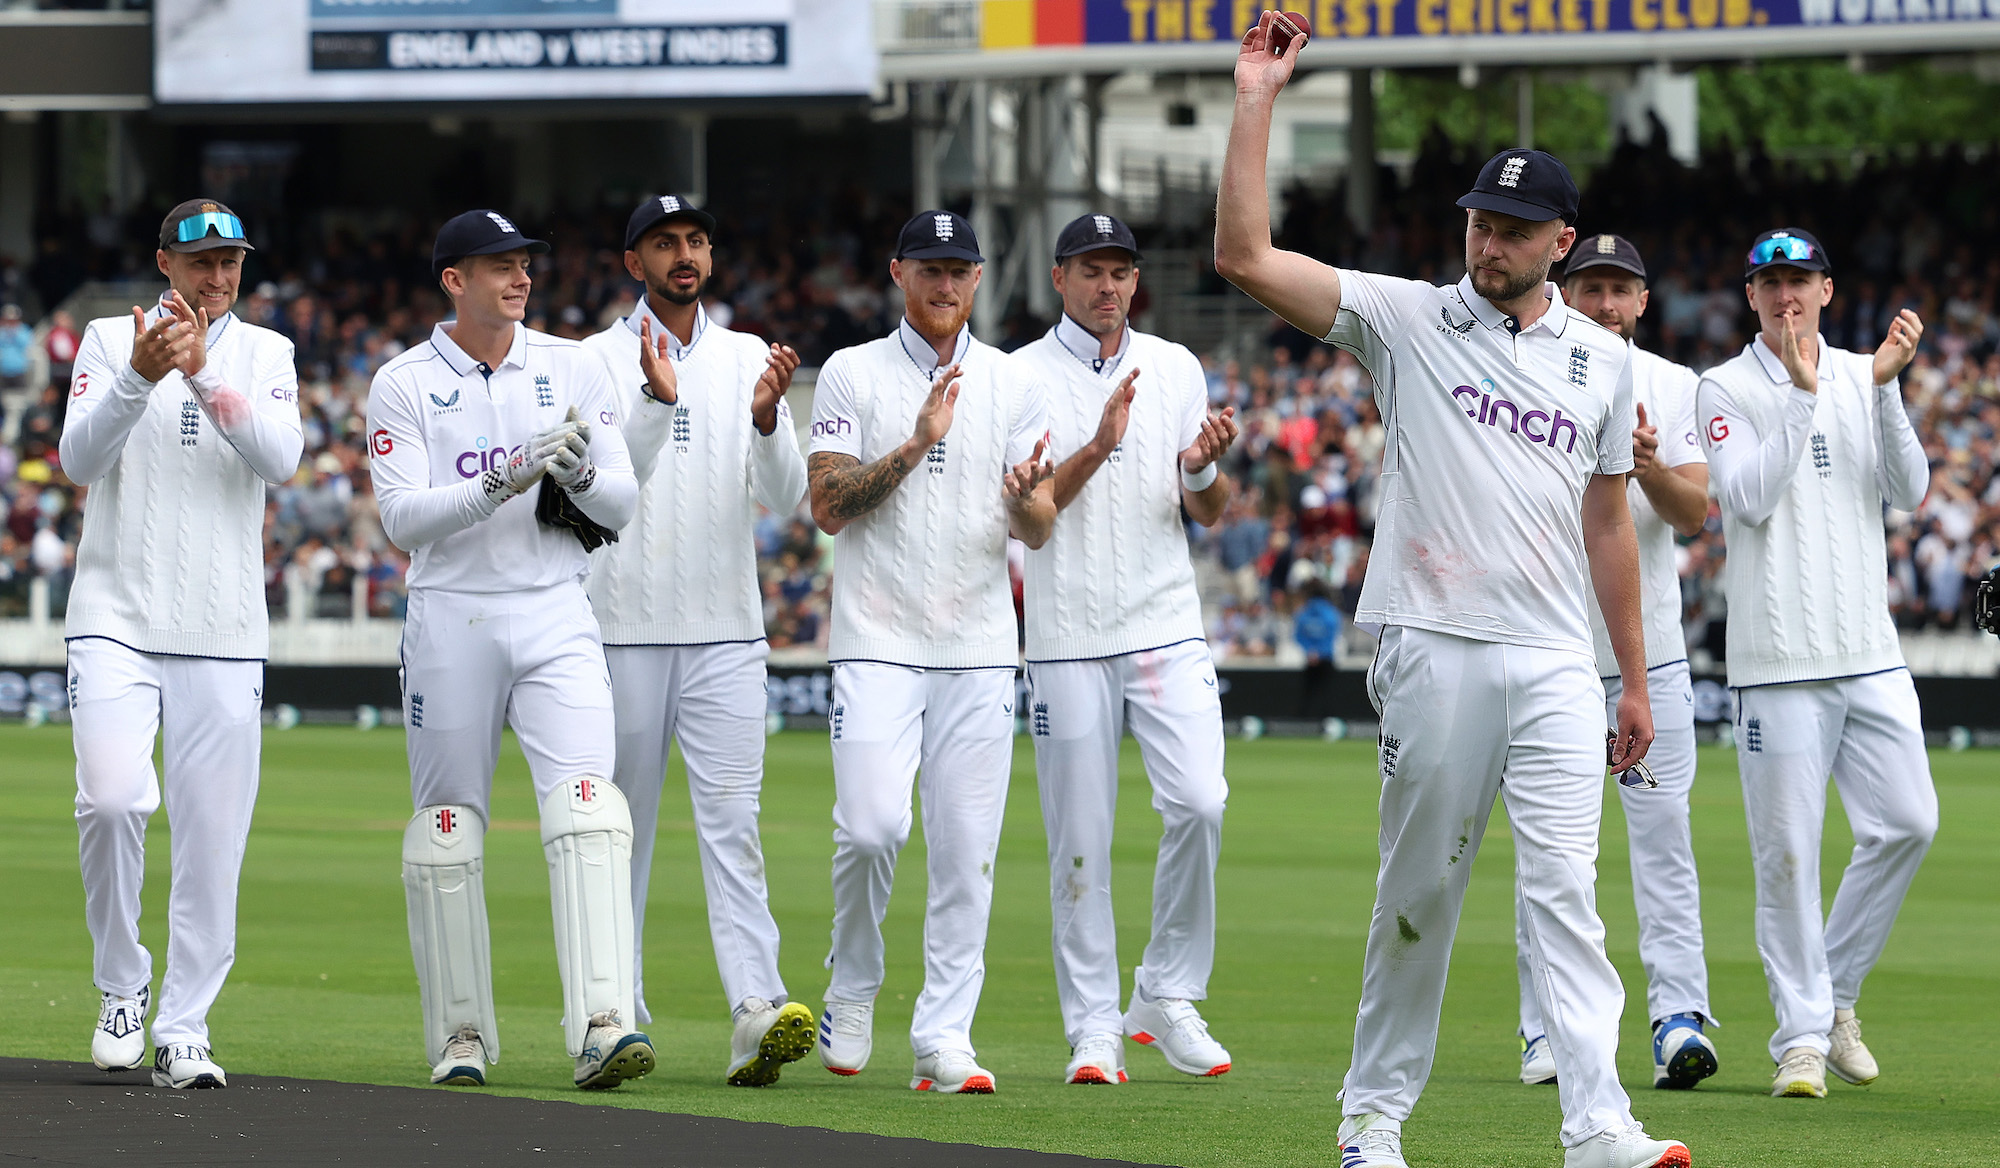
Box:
[401,581,616,815]
[1733,670,1936,1062]
[825,662,1015,1058]
[606,640,785,1021]
[1028,639,1228,1046]
[1519,660,1709,1035]
[69,636,264,1049]
[1346,626,1635,1149]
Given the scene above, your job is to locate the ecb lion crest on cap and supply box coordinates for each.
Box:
[1497,156,1528,188]
[485,211,519,234]
[1596,234,1618,254]
[1093,214,1114,235]
[660,195,681,214]
[933,213,954,240]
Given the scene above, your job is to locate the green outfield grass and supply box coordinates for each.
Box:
[0,725,1993,1166]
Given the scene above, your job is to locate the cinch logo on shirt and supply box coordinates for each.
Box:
[811,417,852,439]
[455,439,526,479]
[1451,379,1581,454]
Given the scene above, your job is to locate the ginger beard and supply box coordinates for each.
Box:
[894,258,979,340]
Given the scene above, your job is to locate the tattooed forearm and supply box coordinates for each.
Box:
[808,449,915,531]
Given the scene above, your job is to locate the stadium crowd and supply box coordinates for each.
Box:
[3,131,1998,662]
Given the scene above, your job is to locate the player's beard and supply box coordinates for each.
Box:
[649,266,707,307]
[1470,238,1561,304]
[906,293,972,341]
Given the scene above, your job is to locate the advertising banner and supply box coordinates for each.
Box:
[155,0,877,105]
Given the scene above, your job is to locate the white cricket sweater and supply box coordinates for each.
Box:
[1698,333,1928,688]
[62,304,303,659]
[1013,317,1208,661]
[582,303,807,645]
[809,320,1048,669]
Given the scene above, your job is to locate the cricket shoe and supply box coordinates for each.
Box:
[1652,1013,1718,1089]
[574,1010,655,1090]
[1336,1113,1406,1168]
[431,1023,486,1086]
[1771,1046,1827,1098]
[1562,1124,1691,1168]
[1122,974,1230,1076]
[818,998,873,1076]
[1064,1032,1127,1084]
[910,1049,995,1094]
[152,1043,226,1089]
[1827,1008,1879,1085]
[91,986,149,1072]
[1519,1030,1558,1085]
[727,999,815,1087]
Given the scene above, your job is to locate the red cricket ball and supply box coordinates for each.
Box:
[1269,10,1312,53]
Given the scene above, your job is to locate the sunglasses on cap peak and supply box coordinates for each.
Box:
[1748,235,1815,267]
[175,211,248,244]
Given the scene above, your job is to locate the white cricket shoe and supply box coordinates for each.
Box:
[818,998,873,1076]
[1519,1031,1558,1085]
[1336,1113,1407,1168]
[573,1009,655,1090]
[91,987,148,1072]
[910,1048,995,1094]
[1064,1032,1127,1085]
[1122,974,1230,1077]
[1771,1046,1827,1098]
[1651,1013,1718,1089]
[727,999,816,1087]
[1561,1123,1691,1168]
[1827,1008,1879,1085]
[431,1023,486,1086]
[152,1043,226,1089]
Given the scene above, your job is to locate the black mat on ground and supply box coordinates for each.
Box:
[0,1059,1170,1167]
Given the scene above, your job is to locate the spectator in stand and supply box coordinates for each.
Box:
[1293,578,1342,716]
[44,309,80,393]
[0,304,32,396]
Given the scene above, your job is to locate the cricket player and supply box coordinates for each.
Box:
[63,199,303,1089]
[1215,15,1687,1168]
[1697,229,1935,1099]
[367,209,647,1090]
[808,210,1056,1095]
[582,194,814,1086]
[1012,212,1240,1086]
[1515,234,1717,1091]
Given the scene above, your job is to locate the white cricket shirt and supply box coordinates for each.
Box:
[1698,333,1927,688]
[1014,316,1208,661]
[582,301,807,645]
[62,299,303,659]
[810,319,1049,669]
[1326,272,1635,657]
[1586,344,1705,676]
[365,321,636,594]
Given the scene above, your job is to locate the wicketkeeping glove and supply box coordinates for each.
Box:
[535,477,619,552]
[481,434,559,506]
[547,405,597,492]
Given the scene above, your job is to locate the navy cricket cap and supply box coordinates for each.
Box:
[1563,232,1647,282]
[1055,212,1142,264]
[1744,228,1830,280]
[624,194,717,250]
[160,198,255,254]
[1457,149,1579,224]
[895,210,983,263]
[432,209,549,281]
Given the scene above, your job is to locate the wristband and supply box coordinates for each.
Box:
[1181,462,1218,492]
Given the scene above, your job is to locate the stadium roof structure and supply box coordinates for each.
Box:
[876,0,2000,78]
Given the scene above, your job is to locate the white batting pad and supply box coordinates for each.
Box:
[402,805,499,1064]
[539,777,636,1056]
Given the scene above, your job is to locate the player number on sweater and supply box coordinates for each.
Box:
[179,399,200,447]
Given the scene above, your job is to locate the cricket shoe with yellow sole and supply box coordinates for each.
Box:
[727,999,816,1087]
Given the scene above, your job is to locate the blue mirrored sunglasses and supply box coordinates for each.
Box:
[174,211,247,244]
[1748,236,1814,266]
